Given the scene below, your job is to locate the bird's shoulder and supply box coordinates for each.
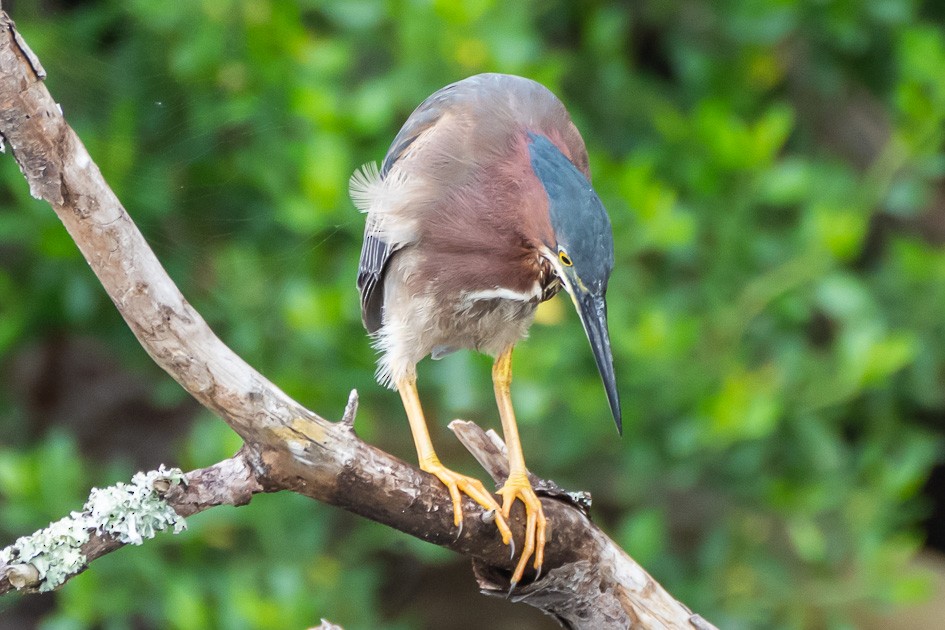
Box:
[382,74,587,177]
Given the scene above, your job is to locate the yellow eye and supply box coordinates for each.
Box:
[558,251,573,267]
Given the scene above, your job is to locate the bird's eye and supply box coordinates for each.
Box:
[558,251,573,267]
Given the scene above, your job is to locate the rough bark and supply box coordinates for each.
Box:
[0,12,716,629]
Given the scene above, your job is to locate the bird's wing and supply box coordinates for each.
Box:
[380,82,460,177]
[357,232,394,333]
[355,83,460,333]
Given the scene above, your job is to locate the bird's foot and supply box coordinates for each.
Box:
[497,472,547,588]
[421,458,512,545]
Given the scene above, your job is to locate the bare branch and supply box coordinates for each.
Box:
[0,12,716,628]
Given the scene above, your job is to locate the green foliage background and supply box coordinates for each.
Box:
[2,0,945,628]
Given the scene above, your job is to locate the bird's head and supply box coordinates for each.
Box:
[527,132,622,434]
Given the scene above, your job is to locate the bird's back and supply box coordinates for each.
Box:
[380,74,590,186]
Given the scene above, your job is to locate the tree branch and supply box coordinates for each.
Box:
[0,455,261,594]
[0,12,715,629]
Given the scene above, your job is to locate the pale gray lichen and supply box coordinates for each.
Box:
[1,465,187,592]
[85,466,187,545]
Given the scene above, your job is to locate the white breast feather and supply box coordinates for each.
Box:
[462,284,541,304]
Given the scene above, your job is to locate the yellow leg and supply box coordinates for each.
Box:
[397,375,511,545]
[493,347,547,587]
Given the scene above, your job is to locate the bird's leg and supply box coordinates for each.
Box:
[396,375,511,545]
[492,347,547,587]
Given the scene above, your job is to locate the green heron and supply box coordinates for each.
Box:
[350,73,619,586]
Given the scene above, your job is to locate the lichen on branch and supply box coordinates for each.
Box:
[1,465,187,592]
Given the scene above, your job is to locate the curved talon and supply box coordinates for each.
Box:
[422,461,512,545]
[498,474,547,585]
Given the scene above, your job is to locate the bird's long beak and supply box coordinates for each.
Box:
[574,290,622,434]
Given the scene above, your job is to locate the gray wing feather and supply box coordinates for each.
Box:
[357,234,394,333]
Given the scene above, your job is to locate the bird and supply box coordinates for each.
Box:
[350,73,620,588]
